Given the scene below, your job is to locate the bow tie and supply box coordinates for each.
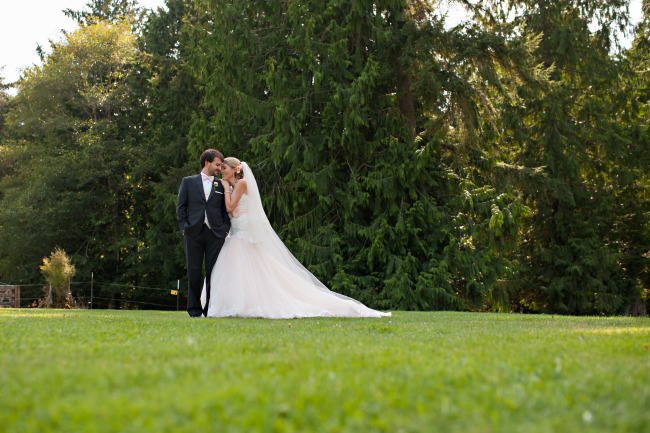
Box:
[201,173,214,182]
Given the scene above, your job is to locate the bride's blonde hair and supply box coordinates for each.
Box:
[223,157,244,180]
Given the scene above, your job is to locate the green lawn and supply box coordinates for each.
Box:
[1,310,648,432]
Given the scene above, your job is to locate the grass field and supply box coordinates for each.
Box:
[1,310,649,432]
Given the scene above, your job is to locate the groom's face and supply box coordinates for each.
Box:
[205,158,222,176]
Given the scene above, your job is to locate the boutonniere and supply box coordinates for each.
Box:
[213,180,220,188]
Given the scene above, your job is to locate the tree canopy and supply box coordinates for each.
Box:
[0,0,647,314]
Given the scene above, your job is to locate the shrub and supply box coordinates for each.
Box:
[39,248,76,308]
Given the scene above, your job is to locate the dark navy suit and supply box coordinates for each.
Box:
[176,175,230,316]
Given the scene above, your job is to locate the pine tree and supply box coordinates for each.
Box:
[481,0,641,313]
[64,0,142,26]
[613,0,650,312]
[185,0,538,309]
[120,0,201,295]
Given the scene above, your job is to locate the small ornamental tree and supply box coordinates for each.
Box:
[40,248,76,308]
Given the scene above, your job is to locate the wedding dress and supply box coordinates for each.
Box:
[205,162,391,319]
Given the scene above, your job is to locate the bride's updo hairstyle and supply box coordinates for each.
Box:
[223,157,244,180]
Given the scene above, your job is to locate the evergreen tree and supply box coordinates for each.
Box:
[64,0,142,26]
[480,0,642,313]
[2,0,644,313]
[0,74,13,215]
[120,0,201,296]
[614,0,650,309]
[0,73,10,140]
[185,0,537,309]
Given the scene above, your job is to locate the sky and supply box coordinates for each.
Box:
[0,0,168,87]
[0,0,644,92]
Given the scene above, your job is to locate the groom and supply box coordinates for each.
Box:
[176,149,231,317]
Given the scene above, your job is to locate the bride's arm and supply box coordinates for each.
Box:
[224,179,247,212]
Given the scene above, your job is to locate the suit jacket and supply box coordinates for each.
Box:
[176,174,230,238]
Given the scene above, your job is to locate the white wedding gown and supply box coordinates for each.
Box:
[205,162,390,319]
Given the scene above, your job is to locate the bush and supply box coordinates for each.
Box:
[39,248,76,308]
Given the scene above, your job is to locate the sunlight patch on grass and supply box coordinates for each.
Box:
[577,326,650,335]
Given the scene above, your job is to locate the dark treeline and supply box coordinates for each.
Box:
[0,0,648,314]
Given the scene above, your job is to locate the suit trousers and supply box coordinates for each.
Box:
[184,224,226,317]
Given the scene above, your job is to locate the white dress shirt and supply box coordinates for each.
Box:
[201,172,214,227]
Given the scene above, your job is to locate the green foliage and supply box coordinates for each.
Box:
[0,0,647,314]
[0,20,137,285]
[619,0,650,305]
[119,0,201,290]
[0,74,10,140]
[476,0,648,314]
[64,0,142,26]
[185,0,533,310]
[1,310,649,432]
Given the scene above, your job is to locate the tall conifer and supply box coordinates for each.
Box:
[185,0,537,309]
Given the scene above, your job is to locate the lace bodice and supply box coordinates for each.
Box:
[229,193,249,238]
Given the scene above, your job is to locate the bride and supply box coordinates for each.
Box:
[204,157,391,319]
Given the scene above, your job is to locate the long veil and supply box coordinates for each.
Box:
[240,161,365,304]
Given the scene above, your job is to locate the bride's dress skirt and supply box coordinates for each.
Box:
[207,236,390,318]
[205,176,390,319]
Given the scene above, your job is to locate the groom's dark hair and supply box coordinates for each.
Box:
[200,149,224,169]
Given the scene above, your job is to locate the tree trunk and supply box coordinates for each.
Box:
[45,285,53,308]
[395,9,416,141]
[626,298,648,317]
[397,61,416,140]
